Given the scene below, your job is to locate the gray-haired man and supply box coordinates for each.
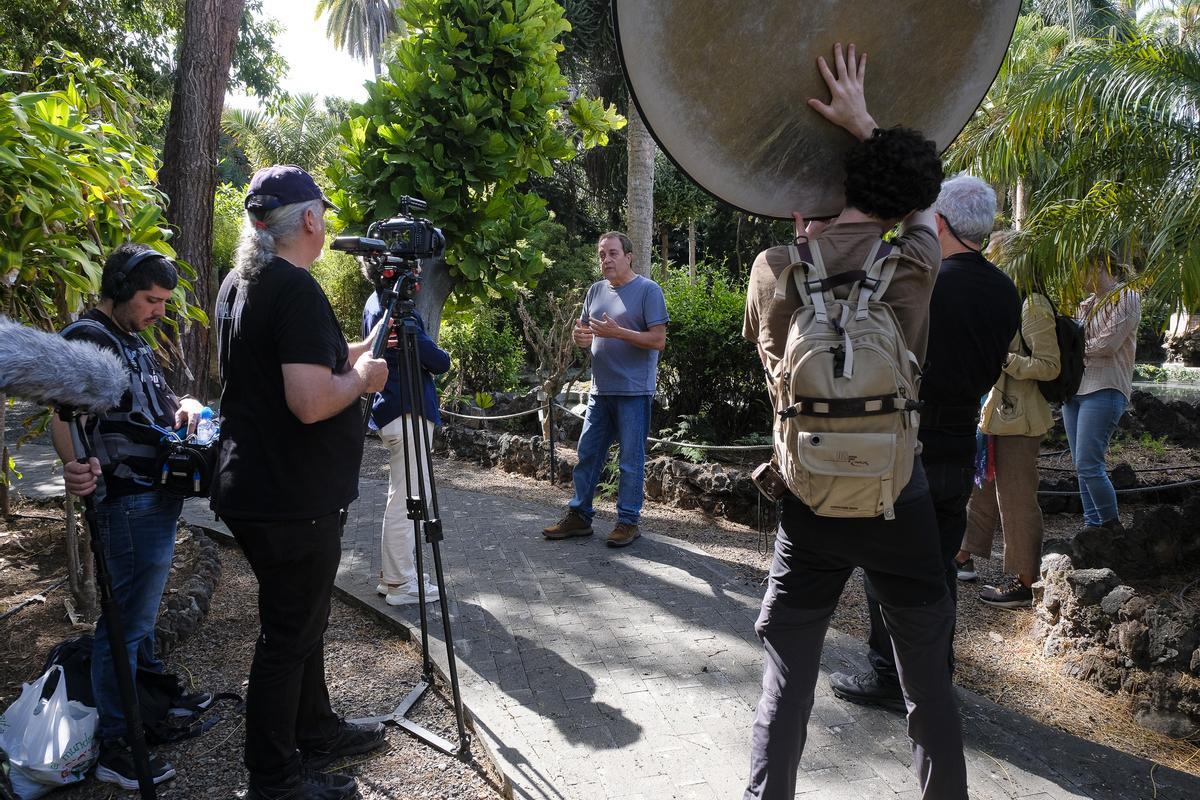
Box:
[828,174,1021,708]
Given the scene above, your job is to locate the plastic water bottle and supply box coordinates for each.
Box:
[195,407,218,445]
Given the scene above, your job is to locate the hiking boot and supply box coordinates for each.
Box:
[979,576,1033,609]
[94,738,176,790]
[543,510,593,540]
[299,719,386,770]
[606,522,640,548]
[828,671,906,712]
[247,769,359,800]
[955,557,978,582]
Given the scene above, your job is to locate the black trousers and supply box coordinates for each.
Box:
[227,510,345,787]
[744,463,967,799]
[867,453,976,683]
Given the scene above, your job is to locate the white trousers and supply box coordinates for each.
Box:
[379,415,435,587]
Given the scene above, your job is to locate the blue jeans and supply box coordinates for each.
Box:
[1062,388,1127,526]
[91,490,182,740]
[569,394,652,526]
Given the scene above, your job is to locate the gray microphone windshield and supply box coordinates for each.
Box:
[0,315,129,413]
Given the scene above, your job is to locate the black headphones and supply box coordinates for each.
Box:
[110,248,174,302]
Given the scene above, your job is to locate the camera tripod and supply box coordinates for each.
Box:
[351,267,470,759]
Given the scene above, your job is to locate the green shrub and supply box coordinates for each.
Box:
[658,267,768,442]
[211,182,244,281]
[441,305,526,394]
[311,247,372,339]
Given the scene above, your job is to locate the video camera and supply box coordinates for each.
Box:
[331,195,445,301]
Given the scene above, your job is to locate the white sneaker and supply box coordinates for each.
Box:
[385,579,439,606]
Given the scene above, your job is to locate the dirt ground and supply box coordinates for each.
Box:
[0,494,504,800]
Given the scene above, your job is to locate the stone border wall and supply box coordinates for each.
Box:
[155,525,222,657]
[1035,496,1200,738]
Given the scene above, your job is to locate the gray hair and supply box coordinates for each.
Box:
[233,198,324,283]
[933,174,996,245]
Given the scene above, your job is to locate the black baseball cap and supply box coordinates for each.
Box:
[244,164,337,217]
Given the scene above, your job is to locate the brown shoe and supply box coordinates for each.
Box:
[606,523,640,548]
[543,510,593,540]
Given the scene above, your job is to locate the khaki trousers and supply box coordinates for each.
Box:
[963,434,1044,581]
[380,414,435,587]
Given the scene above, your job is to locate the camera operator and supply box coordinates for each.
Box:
[49,243,210,790]
[213,165,388,800]
[360,262,450,605]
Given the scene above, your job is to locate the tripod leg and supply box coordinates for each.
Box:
[397,315,470,757]
[71,416,158,798]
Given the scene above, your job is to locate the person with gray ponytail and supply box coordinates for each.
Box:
[213,165,389,800]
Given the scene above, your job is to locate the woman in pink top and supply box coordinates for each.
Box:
[1063,259,1141,531]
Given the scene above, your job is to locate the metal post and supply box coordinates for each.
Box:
[547,395,556,485]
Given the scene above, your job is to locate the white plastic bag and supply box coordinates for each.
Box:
[0,666,97,799]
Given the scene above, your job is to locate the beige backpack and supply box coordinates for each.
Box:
[769,239,922,520]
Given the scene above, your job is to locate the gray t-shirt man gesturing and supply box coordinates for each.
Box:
[542,231,669,548]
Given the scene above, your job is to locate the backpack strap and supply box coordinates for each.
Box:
[774,241,839,324]
[62,318,169,424]
[851,240,898,319]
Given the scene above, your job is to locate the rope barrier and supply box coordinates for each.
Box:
[551,403,773,451]
[1037,478,1200,497]
[439,406,545,421]
[439,404,1198,464]
[1038,463,1200,474]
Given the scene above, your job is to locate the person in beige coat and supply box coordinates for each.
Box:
[956,293,1060,608]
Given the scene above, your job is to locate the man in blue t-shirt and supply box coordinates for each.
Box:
[543,231,669,547]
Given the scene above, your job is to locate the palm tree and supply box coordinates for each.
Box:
[314,0,403,77]
[222,93,341,173]
[951,31,1200,309]
[1141,0,1200,44]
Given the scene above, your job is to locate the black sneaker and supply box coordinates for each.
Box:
[168,689,214,717]
[828,671,906,712]
[94,738,176,790]
[979,575,1033,609]
[246,769,359,800]
[955,557,977,582]
[299,719,386,770]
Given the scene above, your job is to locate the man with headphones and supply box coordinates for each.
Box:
[50,242,210,790]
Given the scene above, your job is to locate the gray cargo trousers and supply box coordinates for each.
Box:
[744,468,968,799]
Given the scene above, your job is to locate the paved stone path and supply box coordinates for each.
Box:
[12,442,1200,800]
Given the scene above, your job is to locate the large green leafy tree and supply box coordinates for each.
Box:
[331,0,623,338]
[0,51,201,328]
[0,0,285,101]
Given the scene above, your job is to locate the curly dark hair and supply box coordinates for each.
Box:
[843,127,944,221]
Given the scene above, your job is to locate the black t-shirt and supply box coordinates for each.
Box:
[919,251,1020,460]
[212,258,363,520]
[61,309,179,499]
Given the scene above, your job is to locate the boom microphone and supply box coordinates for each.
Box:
[0,315,128,412]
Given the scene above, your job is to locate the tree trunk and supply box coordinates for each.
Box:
[659,225,670,281]
[1013,177,1028,231]
[414,254,455,343]
[159,0,246,401]
[688,219,697,284]
[625,105,656,278]
[0,392,8,517]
